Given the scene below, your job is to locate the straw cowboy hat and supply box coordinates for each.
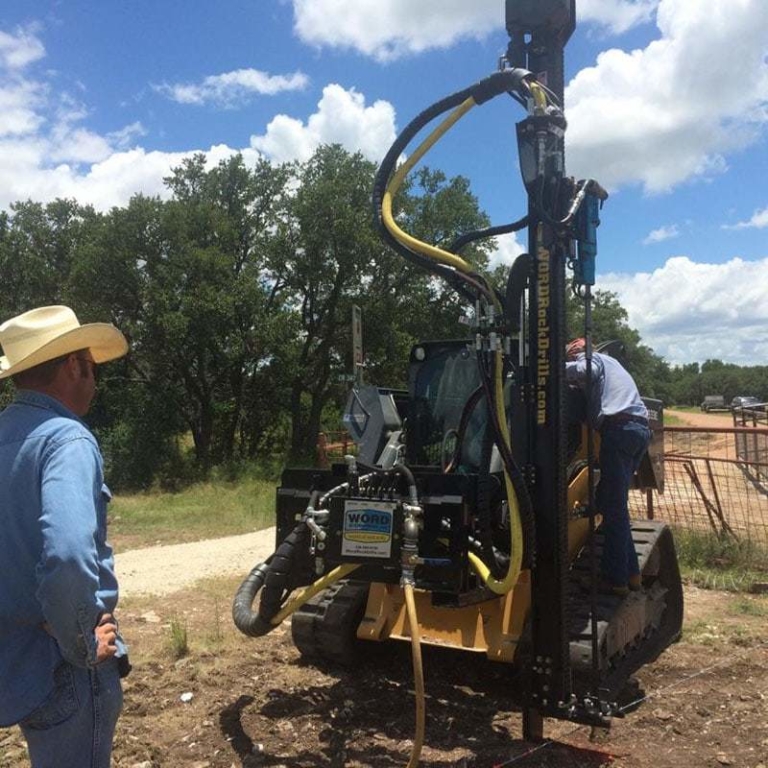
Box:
[0,305,128,380]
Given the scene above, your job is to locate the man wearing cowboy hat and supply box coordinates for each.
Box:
[0,306,129,767]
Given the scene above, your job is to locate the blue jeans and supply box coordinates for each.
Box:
[19,659,122,768]
[596,420,652,586]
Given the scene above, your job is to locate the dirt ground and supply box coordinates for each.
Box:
[1,574,766,768]
[1,413,766,768]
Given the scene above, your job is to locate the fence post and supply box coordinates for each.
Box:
[646,488,654,520]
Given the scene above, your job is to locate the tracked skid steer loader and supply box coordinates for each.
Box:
[233,0,683,757]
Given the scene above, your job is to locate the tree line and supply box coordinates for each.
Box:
[0,146,494,488]
[566,290,768,409]
[1,145,763,489]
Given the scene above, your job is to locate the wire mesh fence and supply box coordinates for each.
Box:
[732,409,768,483]
[630,424,768,551]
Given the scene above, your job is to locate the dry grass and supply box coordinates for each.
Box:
[108,470,277,552]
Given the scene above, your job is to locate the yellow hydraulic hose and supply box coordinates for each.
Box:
[382,97,476,275]
[270,563,360,626]
[403,583,425,768]
[528,80,548,112]
[380,79,536,597]
[467,347,524,594]
[275,570,427,767]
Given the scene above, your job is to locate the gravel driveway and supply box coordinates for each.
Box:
[116,527,277,597]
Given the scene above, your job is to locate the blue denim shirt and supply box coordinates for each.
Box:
[0,390,119,726]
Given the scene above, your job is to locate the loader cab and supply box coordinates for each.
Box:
[405,338,588,475]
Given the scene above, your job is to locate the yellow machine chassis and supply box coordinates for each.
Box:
[356,466,595,662]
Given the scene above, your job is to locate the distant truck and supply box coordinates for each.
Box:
[700,395,727,412]
[731,396,763,412]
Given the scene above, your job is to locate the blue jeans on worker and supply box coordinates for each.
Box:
[596,420,652,586]
[19,658,122,768]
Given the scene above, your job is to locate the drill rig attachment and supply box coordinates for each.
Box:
[232,0,683,753]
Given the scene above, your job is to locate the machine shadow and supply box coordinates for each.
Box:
[218,641,639,767]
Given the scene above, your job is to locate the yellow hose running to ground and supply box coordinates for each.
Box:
[403,583,425,768]
[271,563,360,626]
[467,347,524,594]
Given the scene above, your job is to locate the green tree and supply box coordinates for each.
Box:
[0,199,103,320]
[69,154,296,479]
[0,199,107,409]
[144,154,294,469]
[267,146,495,460]
[68,194,186,487]
[266,145,381,460]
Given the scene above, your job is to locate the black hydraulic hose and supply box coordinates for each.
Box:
[444,384,485,473]
[375,69,533,200]
[372,68,533,303]
[232,522,310,637]
[449,215,529,255]
[476,348,536,565]
[477,420,504,576]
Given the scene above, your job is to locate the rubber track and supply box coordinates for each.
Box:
[567,520,684,698]
[291,580,371,666]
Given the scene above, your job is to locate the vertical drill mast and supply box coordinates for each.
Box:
[506,0,576,738]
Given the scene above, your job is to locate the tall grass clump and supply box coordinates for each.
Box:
[168,616,189,660]
[674,528,768,592]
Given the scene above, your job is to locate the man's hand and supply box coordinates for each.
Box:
[95,613,118,664]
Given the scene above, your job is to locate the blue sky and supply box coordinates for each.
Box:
[2,0,767,365]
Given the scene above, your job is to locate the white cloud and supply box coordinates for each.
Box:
[722,206,768,230]
[154,68,309,108]
[0,27,45,70]
[642,224,679,245]
[0,80,45,137]
[0,28,261,210]
[0,141,266,211]
[566,0,768,193]
[0,27,396,211]
[107,122,147,150]
[579,0,659,35]
[599,256,768,364]
[292,0,655,61]
[293,0,498,62]
[488,232,525,269]
[249,84,396,164]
